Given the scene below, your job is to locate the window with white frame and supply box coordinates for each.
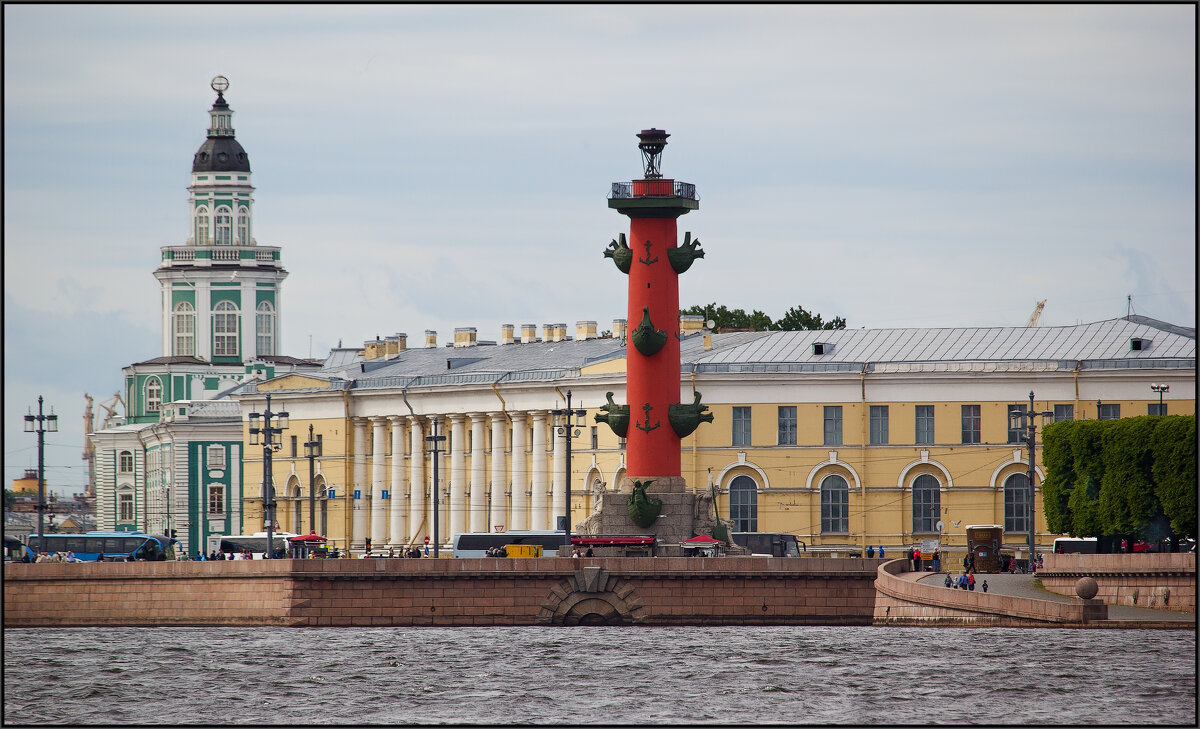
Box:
[823,406,843,446]
[174,302,195,356]
[118,491,134,521]
[118,450,134,473]
[207,444,227,469]
[728,475,757,532]
[820,474,849,533]
[237,206,249,244]
[1098,403,1121,420]
[213,300,240,357]
[912,473,941,533]
[915,405,935,445]
[1053,404,1074,423]
[777,406,796,446]
[869,405,889,445]
[145,377,163,413]
[208,485,225,514]
[196,207,209,244]
[961,405,981,444]
[1007,404,1027,444]
[731,407,752,446]
[256,301,274,356]
[215,206,232,245]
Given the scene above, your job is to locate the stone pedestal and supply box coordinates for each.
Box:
[577,478,739,557]
[617,475,687,494]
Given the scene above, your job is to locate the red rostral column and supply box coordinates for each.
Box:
[602,129,707,486]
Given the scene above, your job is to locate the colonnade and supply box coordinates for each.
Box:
[346,411,579,550]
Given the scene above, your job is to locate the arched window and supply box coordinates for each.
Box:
[256,301,274,356]
[195,207,209,244]
[173,302,195,356]
[820,474,849,533]
[728,475,758,532]
[912,473,941,533]
[145,377,163,413]
[213,300,240,357]
[237,206,249,244]
[215,206,232,245]
[118,451,134,473]
[1004,472,1031,533]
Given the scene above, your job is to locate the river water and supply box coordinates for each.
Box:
[3,626,1194,725]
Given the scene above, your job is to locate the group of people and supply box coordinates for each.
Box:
[944,572,988,592]
[865,545,886,558]
[35,551,78,563]
[570,548,595,558]
[906,547,940,572]
[192,549,253,561]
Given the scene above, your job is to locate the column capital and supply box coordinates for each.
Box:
[448,413,467,424]
[369,415,389,425]
[388,415,407,426]
[530,410,548,422]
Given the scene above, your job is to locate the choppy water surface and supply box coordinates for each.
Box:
[4,626,1195,725]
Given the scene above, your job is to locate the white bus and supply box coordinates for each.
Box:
[207,532,298,559]
[451,530,566,558]
[1053,537,1099,554]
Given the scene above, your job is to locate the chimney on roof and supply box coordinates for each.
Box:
[384,335,401,356]
[454,327,478,347]
[679,314,704,336]
[425,330,437,348]
[543,324,555,343]
[363,337,383,360]
[612,318,627,340]
[500,324,515,345]
[521,324,538,343]
[395,333,407,351]
[576,321,597,341]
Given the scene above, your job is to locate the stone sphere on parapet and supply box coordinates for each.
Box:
[1075,576,1099,600]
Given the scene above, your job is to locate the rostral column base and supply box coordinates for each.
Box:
[618,475,688,494]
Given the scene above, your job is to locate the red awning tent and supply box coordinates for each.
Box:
[680,535,722,546]
[289,533,327,543]
[570,536,656,547]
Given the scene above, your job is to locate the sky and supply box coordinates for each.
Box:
[4,4,1195,496]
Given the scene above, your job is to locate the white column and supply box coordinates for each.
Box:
[196,280,212,362]
[530,411,548,530]
[469,414,487,533]
[389,416,407,548]
[449,414,467,537]
[552,417,566,532]
[351,418,367,550]
[370,417,388,548]
[490,412,507,533]
[409,417,425,544]
[509,412,528,531]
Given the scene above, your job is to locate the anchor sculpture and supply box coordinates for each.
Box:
[630,306,668,357]
[667,232,704,274]
[593,391,630,438]
[668,391,714,438]
[603,233,633,274]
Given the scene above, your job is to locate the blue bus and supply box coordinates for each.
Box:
[4,534,34,563]
[26,531,181,562]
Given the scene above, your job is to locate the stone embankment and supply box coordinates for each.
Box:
[1037,552,1195,612]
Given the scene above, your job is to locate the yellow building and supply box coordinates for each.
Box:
[12,469,39,494]
[232,316,1194,558]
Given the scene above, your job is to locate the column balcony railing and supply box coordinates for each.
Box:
[159,244,282,268]
[609,180,698,200]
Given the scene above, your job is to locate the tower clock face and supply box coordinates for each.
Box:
[211,76,230,93]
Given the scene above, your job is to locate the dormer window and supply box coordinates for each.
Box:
[1130,337,1149,351]
[813,342,831,355]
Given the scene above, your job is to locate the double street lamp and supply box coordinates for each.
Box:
[551,390,587,552]
[1151,383,1169,415]
[303,424,322,534]
[425,418,446,558]
[249,394,288,558]
[1008,391,1054,564]
[24,396,58,544]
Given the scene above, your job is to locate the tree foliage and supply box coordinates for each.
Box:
[681,302,846,331]
[1040,414,1196,542]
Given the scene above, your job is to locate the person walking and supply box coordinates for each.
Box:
[967,572,976,591]
[906,547,915,570]
[913,547,922,572]
[982,580,989,593]
[932,549,940,572]
[944,573,953,588]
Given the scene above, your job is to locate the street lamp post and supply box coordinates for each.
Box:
[303,424,322,533]
[1008,391,1054,565]
[249,393,288,558]
[551,390,587,552]
[1151,383,1169,415]
[24,396,58,546]
[426,418,446,558]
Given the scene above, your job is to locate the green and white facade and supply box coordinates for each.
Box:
[91,78,320,554]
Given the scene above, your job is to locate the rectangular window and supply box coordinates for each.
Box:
[915,405,935,445]
[290,435,298,458]
[1053,404,1074,423]
[208,485,225,515]
[869,406,889,445]
[1149,403,1168,416]
[206,445,226,470]
[1098,403,1120,421]
[118,493,134,521]
[590,426,598,450]
[317,434,324,454]
[777,406,797,446]
[1007,404,1027,444]
[732,407,752,447]
[961,405,981,444]
[823,406,843,446]
[119,452,134,473]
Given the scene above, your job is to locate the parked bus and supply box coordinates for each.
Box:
[452,530,565,558]
[4,534,34,563]
[731,532,804,557]
[207,532,298,559]
[1053,537,1099,554]
[26,531,180,562]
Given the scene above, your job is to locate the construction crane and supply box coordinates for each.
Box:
[1026,299,1046,327]
[97,391,125,430]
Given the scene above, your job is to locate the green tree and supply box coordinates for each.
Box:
[1151,415,1197,538]
[1066,420,1106,538]
[682,302,847,331]
[1098,416,1162,542]
[3,488,15,513]
[1040,419,1077,534]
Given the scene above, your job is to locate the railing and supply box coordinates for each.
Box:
[159,245,282,268]
[212,249,239,261]
[609,181,698,200]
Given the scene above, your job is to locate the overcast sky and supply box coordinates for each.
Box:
[4,4,1195,495]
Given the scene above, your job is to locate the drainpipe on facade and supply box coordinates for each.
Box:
[491,373,512,422]
[343,388,352,555]
[860,363,869,557]
[1073,361,1081,418]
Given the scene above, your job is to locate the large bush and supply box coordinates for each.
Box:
[1150,415,1197,538]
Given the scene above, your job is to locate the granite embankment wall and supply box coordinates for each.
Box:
[1038,552,1195,612]
[3,557,881,627]
[873,560,1108,627]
